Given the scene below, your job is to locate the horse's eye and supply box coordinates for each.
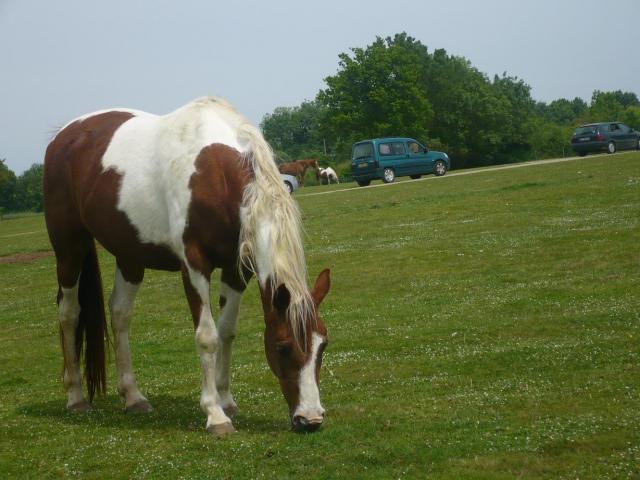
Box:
[275,340,292,355]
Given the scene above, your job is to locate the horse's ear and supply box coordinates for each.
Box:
[311,269,331,305]
[273,284,291,313]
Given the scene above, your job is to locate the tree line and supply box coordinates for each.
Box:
[2,33,639,213]
[261,33,640,175]
[0,160,43,215]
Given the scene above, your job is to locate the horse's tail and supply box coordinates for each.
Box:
[75,241,108,402]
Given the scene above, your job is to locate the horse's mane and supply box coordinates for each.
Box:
[196,98,314,344]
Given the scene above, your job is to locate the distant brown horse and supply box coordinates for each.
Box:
[43,97,330,436]
[278,159,320,186]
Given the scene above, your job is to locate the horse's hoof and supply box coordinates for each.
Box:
[207,422,236,437]
[125,400,153,414]
[223,404,239,419]
[67,401,92,413]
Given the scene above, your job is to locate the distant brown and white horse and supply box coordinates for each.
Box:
[278,159,320,185]
[44,97,330,435]
[319,167,339,185]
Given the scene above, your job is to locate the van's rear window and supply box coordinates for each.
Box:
[353,143,374,159]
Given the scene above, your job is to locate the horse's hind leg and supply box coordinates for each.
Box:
[109,265,152,413]
[215,274,245,418]
[55,240,91,412]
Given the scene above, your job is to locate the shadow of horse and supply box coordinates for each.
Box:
[19,394,289,434]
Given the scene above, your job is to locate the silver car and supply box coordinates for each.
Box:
[280,173,299,194]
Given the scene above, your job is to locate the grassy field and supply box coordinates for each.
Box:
[1,153,639,479]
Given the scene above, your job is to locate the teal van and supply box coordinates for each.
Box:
[351,137,450,186]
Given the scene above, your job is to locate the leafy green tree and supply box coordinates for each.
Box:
[261,100,325,162]
[14,163,44,212]
[424,53,535,166]
[570,97,589,118]
[587,90,625,122]
[527,117,573,159]
[609,90,639,108]
[317,36,539,168]
[538,97,588,125]
[423,49,500,163]
[318,33,433,158]
[620,106,640,130]
[0,159,17,214]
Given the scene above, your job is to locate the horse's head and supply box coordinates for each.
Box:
[307,160,320,180]
[261,269,330,432]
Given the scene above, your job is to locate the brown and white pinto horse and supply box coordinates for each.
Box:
[319,167,340,185]
[278,159,320,186]
[44,97,330,435]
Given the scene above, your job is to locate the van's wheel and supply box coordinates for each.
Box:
[357,180,370,187]
[607,141,616,154]
[636,138,640,150]
[410,175,422,179]
[382,168,395,183]
[434,160,447,176]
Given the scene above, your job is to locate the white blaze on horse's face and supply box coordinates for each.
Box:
[291,332,326,431]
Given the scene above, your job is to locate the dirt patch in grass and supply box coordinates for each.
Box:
[0,251,54,264]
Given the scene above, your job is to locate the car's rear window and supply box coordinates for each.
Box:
[574,126,597,135]
[353,143,374,160]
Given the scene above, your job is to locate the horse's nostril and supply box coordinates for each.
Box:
[292,415,323,433]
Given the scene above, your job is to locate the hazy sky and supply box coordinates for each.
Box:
[1,0,638,174]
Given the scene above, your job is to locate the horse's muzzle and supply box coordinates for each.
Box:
[291,413,324,433]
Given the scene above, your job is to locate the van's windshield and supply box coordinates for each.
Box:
[353,143,374,160]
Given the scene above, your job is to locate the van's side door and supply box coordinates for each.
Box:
[406,140,431,174]
[378,141,408,175]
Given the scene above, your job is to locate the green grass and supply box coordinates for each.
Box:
[1,153,639,479]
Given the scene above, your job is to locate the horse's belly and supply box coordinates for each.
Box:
[80,168,183,271]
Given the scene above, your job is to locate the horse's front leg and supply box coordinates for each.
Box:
[181,265,235,436]
[215,280,243,418]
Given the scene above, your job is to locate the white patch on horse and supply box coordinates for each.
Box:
[294,332,325,421]
[325,167,339,183]
[100,98,249,262]
[216,282,242,414]
[187,267,231,428]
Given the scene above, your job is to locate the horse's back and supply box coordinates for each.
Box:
[44,99,255,273]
